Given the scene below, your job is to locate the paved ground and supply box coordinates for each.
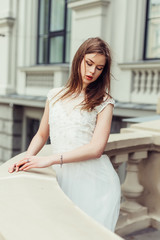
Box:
[124,227,160,240]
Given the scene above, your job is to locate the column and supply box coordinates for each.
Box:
[68,0,111,59]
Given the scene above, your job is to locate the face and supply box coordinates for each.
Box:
[80,53,106,89]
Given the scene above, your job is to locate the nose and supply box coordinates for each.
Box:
[89,65,96,74]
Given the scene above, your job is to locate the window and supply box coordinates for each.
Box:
[26,118,40,149]
[144,0,160,59]
[37,0,71,64]
[26,118,50,149]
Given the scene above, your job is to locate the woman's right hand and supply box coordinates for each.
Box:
[8,154,31,173]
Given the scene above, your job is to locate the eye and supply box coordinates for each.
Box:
[96,66,104,71]
[86,61,92,66]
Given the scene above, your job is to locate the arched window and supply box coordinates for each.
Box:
[37,0,71,64]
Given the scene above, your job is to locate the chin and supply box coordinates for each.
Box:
[83,79,94,85]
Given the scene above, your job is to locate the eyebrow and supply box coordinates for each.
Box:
[86,58,105,67]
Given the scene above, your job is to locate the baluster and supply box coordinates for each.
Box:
[140,70,146,93]
[146,70,152,94]
[111,154,128,179]
[158,71,160,93]
[133,70,139,93]
[121,151,148,217]
[152,70,159,94]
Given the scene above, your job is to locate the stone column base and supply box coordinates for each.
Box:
[116,207,150,236]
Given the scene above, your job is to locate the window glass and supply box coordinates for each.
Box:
[39,0,49,35]
[49,36,63,63]
[65,8,71,62]
[145,0,160,59]
[146,19,160,58]
[38,36,48,64]
[50,0,65,31]
[149,0,160,18]
[37,0,71,64]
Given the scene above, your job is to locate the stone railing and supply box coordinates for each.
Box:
[119,61,160,104]
[0,120,160,239]
[106,119,160,236]
[0,152,123,240]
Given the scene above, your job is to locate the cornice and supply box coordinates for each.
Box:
[68,0,110,10]
[0,17,15,28]
[19,64,69,73]
[119,61,160,70]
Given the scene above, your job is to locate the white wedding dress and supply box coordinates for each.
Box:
[47,87,121,231]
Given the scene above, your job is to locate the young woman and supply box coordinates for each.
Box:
[8,37,121,231]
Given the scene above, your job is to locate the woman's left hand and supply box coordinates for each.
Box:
[15,156,52,172]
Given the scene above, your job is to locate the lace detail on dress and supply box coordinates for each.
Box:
[96,98,115,114]
[47,87,64,102]
[47,88,115,114]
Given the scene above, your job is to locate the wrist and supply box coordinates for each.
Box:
[60,155,63,167]
[51,154,64,167]
[24,154,32,158]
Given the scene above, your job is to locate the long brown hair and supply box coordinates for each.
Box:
[53,37,112,111]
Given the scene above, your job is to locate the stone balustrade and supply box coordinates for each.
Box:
[0,119,160,239]
[105,120,160,236]
[119,62,160,104]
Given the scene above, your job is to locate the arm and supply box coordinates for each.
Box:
[25,100,50,156]
[16,103,114,171]
[8,100,50,173]
[53,103,113,164]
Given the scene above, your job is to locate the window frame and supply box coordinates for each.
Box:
[37,0,69,65]
[143,0,160,60]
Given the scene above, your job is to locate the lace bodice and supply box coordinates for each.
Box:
[47,87,115,154]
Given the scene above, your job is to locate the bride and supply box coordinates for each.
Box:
[8,37,121,232]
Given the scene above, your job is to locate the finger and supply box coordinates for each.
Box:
[16,158,31,171]
[16,162,25,171]
[8,165,14,173]
[16,158,29,167]
[19,162,32,171]
[8,164,16,173]
[9,164,16,173]
[23,164,35,171]
[16,163,25,172]
[16,164,22,172]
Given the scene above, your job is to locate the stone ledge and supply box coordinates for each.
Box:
[19,64,69,73]
[119,61,160,70]
[131,120,160,133]
[0,150,123,240]
[0,17,15,28]
[106,132,152,152]
[0,95,46,108]
[68,0,110,10]
[0,233,5,240]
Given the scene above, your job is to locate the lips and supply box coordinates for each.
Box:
[86,75,93,81]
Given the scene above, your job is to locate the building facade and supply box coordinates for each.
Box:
[0,0,160,164]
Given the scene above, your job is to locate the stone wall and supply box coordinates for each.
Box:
[0,103,23,165]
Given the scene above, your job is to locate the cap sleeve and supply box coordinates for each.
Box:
[47,87,63,102]
[96,98,115,114]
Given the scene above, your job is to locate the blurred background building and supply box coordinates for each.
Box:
[0,0,160,164]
